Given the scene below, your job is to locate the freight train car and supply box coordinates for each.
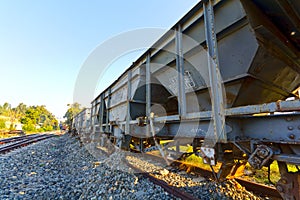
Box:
[74,0,300,198]
[73,108,91,136]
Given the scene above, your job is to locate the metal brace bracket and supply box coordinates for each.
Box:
[248,145,273,169]
[200,147,216,166]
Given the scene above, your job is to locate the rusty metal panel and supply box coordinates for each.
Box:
[229,113,300,144]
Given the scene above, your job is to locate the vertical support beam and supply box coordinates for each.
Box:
[203,0,226,143]
[175,24,187,117]
[94,102,97,132]
[95,102,99,131]
[146,54,151,136]
[94,102,98,132]
[106,88,111,133]
[176,141,180,153]
[79,112,82,134]
[125,70,132,135]
[91,101,95,132]
[86,109,90,133]
[140,138,144,152]
[99,94,104,132]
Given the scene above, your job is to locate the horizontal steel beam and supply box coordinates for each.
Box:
[184,99,300,120]
[273,154,300,165]
[103,100,300,126]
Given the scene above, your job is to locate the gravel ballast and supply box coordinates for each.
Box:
[0,134,267,200]
[126,155,264,200]
[0,134,176,199]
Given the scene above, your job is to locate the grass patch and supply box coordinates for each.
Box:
[165,143,194,153]
[183,153,214,171]
[245,161,280,184]
[0,130,38,139]
[0,132,19,139]
[245,161,299,185]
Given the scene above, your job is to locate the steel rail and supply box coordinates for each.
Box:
[234,178,281,199]
[84,137,281,198]
[172,160,281,198]
[0,134,56,154]
[0,135,28,145]
[95,145,199,199]
[125,160,199,200]
[0,134,39,145]
[144,152,282,199]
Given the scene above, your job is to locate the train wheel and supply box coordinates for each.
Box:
[121,134,132,151]
[276,162,300,199]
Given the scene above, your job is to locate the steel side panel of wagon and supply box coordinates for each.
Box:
[89,0,300,138]
[73,108,91,135]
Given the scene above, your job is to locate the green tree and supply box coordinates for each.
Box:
[21,105,58,132]
[3,102,11,111]
[0,102,58,132]
[64,103,82,128]
[1,102,11,117]
[0,103,20,130]
[15,103,27,117]
[0,119,6,129]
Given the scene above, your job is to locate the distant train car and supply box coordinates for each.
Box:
[76,0,300,199]
[73,108,91,136]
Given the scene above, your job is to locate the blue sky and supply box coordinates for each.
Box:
[0,0,199,120]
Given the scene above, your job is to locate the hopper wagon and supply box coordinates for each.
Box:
[73,0,300,198]
[73,108,91,136]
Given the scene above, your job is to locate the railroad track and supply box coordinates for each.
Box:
[80,135,278,199]
[145,152,282,199]
[0,134,57,154]
[125,160,199,200]
[173,161,281,199]
[89,143,260,199]
[86,143,198,199]
[0,134,39,145]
